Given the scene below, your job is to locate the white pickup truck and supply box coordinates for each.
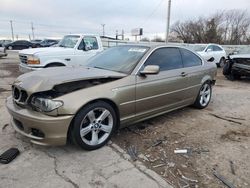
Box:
[19,34,103,73]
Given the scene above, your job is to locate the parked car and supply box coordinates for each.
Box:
[0,44,7,57]
[19,34,103,73]
[6,44,217,150]
[0,39,12,46]
[223,48,250,80]
[191,43,226,67]
[38,39,59,47]
[5,40,38,50]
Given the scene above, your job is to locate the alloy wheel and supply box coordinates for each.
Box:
[199,83,211,107]
[80,108,113,146]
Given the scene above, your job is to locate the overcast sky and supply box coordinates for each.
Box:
[1,0,250,40]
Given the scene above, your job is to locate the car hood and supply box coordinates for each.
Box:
[14,66,127,93]
[19,47,74,56]
[229,54,250,59]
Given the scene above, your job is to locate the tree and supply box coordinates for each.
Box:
[171,9,250,44]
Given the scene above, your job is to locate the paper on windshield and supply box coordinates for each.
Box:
[128,48,147,53]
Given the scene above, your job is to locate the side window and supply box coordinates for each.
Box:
[180,48,202,67]
[144,48,183,71]
[206,45,213,52]
[84,37,99,50]
[78,40,85,50]
[213,45,222,51]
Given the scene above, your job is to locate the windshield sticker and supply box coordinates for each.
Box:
[128,48,147,53]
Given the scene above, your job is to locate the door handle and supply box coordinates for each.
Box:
[180,72,188,77]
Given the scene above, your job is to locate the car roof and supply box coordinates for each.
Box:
[114,43,192,50]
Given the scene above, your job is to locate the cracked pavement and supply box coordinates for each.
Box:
[0,51,172,188]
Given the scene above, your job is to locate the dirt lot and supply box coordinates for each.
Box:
[1,51,250,188]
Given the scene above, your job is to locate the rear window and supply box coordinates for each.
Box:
[180,48,202,67]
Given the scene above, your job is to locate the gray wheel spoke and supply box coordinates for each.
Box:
[90,130,99,145]
[204,90,210,95]
[200,95,204,105]
[87,110,96,123]
[100,124,112,133]
[203,84,208,91]
[80,125,92,137]
[97,110,110,122]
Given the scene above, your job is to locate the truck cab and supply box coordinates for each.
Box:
[19,34,103,73]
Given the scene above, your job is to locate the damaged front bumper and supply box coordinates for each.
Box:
[232,63,250,76]
[6,96,73,146]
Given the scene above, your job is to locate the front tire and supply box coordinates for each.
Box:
[8,46,12,50]
[71,101,117,150]
[193,82,212,109]
[218,58,225,68]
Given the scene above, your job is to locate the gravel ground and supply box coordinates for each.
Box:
[1,51,250,188]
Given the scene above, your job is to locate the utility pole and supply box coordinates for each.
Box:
[10,20,14,41]
[31,22,35,40]
[165,0,171,43]
[122,29,124,40]
[101,24,105,37]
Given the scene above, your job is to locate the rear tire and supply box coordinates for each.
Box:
[71,101,117,150]
[193,82,212,109]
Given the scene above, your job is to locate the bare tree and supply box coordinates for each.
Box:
[171,9,250,44]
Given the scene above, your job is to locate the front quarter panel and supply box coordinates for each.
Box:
[56,76,136,123]
[201,61,217,84]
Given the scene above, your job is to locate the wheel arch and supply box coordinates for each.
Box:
[45,62,66,67]
[201,75,213,85]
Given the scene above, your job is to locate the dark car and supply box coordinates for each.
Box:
[38,39,59,47]
[5,40,37,50]
[223,48,250,80]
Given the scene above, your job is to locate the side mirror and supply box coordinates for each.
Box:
[140,65,160,75]
[207,57,215,62]
[206,48,212,53]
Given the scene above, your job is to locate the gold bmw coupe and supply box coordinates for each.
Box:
[6,44,217,150]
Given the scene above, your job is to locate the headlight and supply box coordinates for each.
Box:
[31,97,63,112]
[27,55,40,65]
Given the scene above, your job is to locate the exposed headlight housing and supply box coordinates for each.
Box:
[31,97,63,112]
[27,55,40,65]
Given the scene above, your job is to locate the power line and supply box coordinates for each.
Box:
[141,0,164,26]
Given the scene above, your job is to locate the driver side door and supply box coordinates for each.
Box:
[135,47,191,119]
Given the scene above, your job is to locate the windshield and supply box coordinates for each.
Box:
[87,45,149,74]
[190,45,207,52]
[58,35,80,48]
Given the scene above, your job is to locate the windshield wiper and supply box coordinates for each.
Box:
[93,66,108,70]
[93,66,126,74]
[59,44,66,48]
